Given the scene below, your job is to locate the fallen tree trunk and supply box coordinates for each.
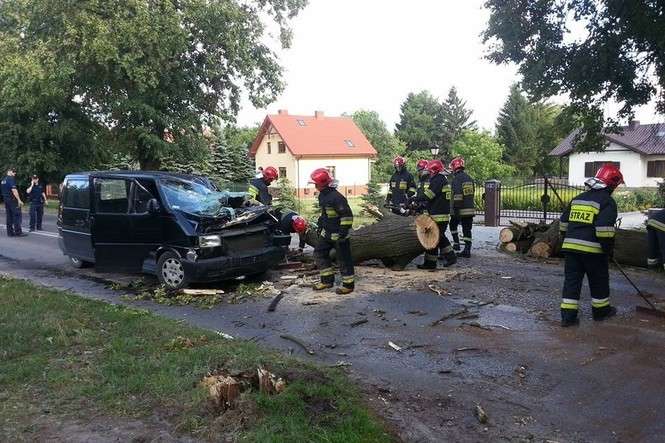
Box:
[614,228,648,268]
[304,210,427,269]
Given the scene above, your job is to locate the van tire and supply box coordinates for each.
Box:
[157,252,189,290]
[69,256,90,269]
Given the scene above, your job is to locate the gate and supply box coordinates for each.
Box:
[495,177,584,224]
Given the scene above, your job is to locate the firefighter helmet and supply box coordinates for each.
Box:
[393,156,406,168]
[291,216,308,234]
[309,168,334,190]
[449,157,465,172]
[262,166,279,183]
[595,163,624,189]
[416,159,429,171]
[426,159,444,176]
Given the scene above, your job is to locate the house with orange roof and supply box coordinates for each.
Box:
[249,110,378,197]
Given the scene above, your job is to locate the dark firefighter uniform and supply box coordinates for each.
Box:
[1,174,22,236]
[647,209,665,271]
[247,177,272,205]
[315,187,355,291]
[450,170,475,255]
[559,189,617,322]
[415,174,456,268]
[386,169,416,212]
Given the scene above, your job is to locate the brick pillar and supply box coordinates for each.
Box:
[484,180,501,227]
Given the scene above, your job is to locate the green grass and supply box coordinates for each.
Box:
[0,277,391,442]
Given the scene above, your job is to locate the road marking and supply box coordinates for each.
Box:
[0,226,59,238]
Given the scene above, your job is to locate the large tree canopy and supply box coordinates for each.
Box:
[483,0,665,150]
[0,0,306,178]
[395,91,444,151]
[352,110,405,181]
[440,87,476,157]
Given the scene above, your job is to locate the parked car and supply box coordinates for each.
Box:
[57,171,294,289]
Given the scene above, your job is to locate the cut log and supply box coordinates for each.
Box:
[304,210,432,269]
[415,214,440,250]
[528,221,561,258]
[499,227,520,243]
[502,242,518,253]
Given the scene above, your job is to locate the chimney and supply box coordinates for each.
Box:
[277,109,288,115]
[629,119,640,130]
[314,110,324,119]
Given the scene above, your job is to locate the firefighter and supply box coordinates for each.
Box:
[449,157,475,257]
[310,168,355,294]
[386,156,416,214]
[415,159,430,193]
[559,164,623,327]
[247,166,278,205]
[647,208,665,271]
[414,160,457,269]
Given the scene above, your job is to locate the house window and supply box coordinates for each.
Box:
[267,142,271,154]
[297,119,306,126]
[584,161,620,178]
[344,139,355,148]
[647,161,665,178]
[327,166,336,178]
[278,167,287,178]
[278,141,286,153]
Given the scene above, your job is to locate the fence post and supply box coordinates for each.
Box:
[484,180,501,227]
[542,176,549,222]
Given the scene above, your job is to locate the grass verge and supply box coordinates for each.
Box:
[0,276,391,442]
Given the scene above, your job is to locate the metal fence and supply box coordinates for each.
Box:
[498,177,584,222]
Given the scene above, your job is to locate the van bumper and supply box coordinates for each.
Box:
[182,246,285,282]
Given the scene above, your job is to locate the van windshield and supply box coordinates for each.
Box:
[159,178,240,217]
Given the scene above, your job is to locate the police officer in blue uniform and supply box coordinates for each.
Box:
[27,174,48,231]
[1,167,27,237]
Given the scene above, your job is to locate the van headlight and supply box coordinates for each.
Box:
[199,235,221,248]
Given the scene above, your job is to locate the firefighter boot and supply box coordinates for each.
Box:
[458,244,471,258]
[442,251,457,267]
[336,286,354,295]
[561,317,580,327]
[593,305,617,322]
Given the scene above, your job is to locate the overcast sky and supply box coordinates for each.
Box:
[236,0,659,131]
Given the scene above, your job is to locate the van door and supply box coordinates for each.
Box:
[128,179,163,259]
[90,177,143,272]
[59,177,94,261]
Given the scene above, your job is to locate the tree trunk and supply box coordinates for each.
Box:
[304,212,426,269]
[614,229,648,268]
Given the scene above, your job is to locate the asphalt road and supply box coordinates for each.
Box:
[2,209,665,442]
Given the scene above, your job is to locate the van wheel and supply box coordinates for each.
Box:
[157,252,189,290]
[69,256,90,268]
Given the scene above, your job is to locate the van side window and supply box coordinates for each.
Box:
[133,183,154,213]
[63,179,90,209]
[94,179,129,213]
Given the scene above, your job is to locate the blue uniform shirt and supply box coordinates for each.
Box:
[1,175,17,200]
[29,183,45,204]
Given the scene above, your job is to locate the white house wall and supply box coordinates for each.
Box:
[296,158,371,189]
[253,131,297,184]
[568,144,647,187]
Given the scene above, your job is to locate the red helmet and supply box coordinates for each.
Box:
[309,168,334,189]
[595,163,624,189]
[291,216,308,234]
[416,159,429,171]
[262,166,278,183]
[450,157,465,172]
[393,156,406,168]
[426,160,444,176]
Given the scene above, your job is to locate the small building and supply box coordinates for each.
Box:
[550,121,665,187]
[249,110,377,197]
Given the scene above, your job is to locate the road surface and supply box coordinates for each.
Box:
[2,211,665,442]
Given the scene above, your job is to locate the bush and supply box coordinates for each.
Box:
[272,178,300,213]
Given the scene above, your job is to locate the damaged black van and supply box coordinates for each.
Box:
[57,171,296,289]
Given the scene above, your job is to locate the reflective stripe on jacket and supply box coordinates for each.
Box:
[451,170,475,217]
[560,188,617,254]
